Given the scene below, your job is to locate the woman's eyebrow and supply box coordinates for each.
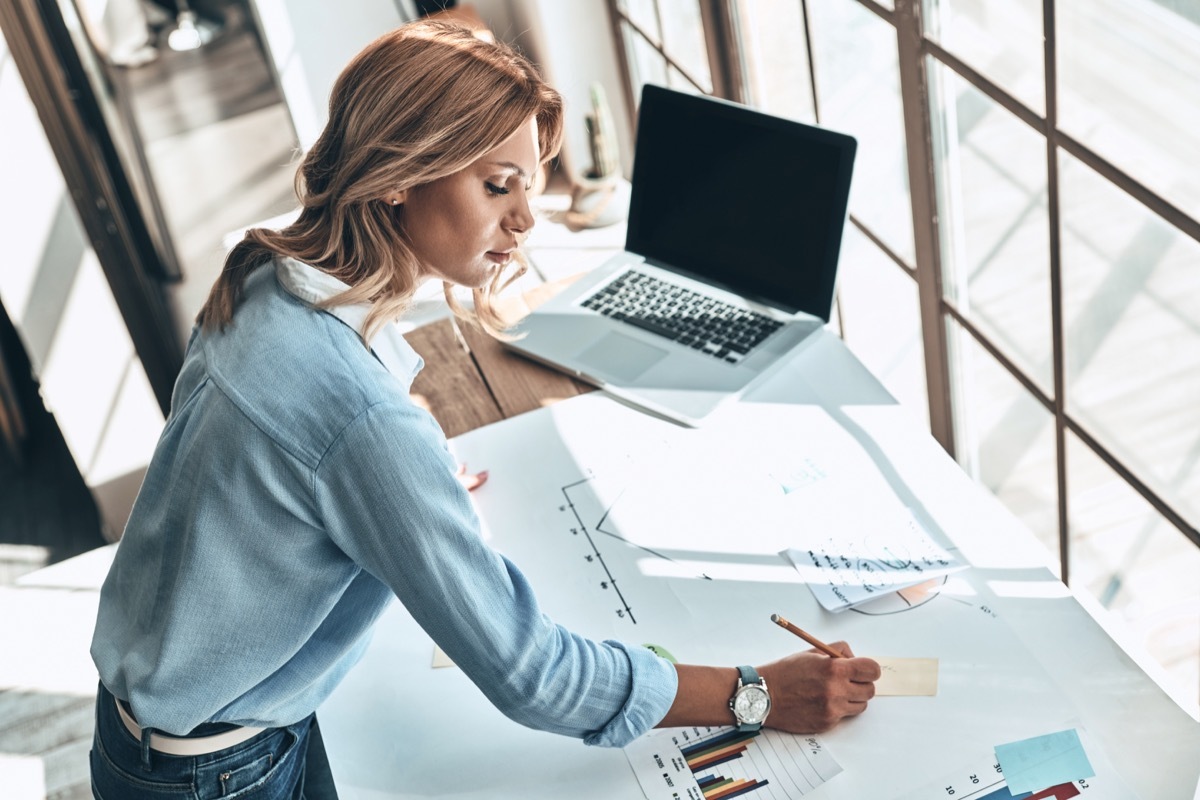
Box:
[485,161,529,179]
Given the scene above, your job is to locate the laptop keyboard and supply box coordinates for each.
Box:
[580,271,784,364]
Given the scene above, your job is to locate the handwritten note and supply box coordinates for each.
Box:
[784,508,966,612]
[994,729,1095,794]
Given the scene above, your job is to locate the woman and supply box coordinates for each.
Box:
[90,20,880,799]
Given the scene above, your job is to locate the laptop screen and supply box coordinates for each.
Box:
[625,85,856,320]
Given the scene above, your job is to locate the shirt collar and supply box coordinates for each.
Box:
[274,257,424,387]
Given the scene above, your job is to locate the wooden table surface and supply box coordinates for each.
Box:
[405,278,593,439]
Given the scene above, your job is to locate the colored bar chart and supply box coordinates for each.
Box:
[894,743,1131,800]
[695,773,769,799]
[624,726,843,800]
[1022,783,1081,800]
[680,730,770,797]
[969,782,1081,800]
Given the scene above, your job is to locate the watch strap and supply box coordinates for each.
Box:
[736,664,761,688]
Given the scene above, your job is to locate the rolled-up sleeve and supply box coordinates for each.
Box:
[314,400,678,747]
[585,640,678,747]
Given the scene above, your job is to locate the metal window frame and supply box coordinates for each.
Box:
[604,0,1200,574]
[920,0,1200,559]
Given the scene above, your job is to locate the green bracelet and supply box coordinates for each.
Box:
[643,643,677,663]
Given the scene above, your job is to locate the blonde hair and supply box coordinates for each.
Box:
[197,20,564,342]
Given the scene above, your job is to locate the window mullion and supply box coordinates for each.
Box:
[894,0,955,456]
[604,0,639,141]
[697,0,743,101]
[1043,0,1071,584]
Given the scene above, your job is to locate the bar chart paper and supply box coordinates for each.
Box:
[625,726,842,799]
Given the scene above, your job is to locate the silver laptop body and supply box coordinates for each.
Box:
[508,85,857,426]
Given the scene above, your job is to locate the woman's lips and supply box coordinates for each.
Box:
[485,251,513,265]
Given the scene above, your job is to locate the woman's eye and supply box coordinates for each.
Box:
[486,182,510,196]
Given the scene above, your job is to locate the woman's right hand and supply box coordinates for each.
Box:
[657,643,880,734]
[757,642,881,733]
[455,462,489,491]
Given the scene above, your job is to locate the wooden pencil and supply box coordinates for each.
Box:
[770,613,845,658]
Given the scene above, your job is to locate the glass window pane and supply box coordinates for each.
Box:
[923,0,1044,114]
[930,60,1052,393]
[1067,432,1200,712]
[837,226,929,430]
[657,0,712,93]
[666,66,704,95]
[732,0,816,122]
[622,26,669,106]
[808,0,914,263]
[947,319,1060,560]
[619,0,662,41]
[1059,1,1200,219]
[1060,150,1200,533]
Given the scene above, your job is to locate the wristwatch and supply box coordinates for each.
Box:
[729,665,771,731]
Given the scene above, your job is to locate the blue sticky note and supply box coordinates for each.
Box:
[994,729,1095,794]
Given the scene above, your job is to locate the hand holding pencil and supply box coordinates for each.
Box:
[655,613,882,735]
[752,612,882,734]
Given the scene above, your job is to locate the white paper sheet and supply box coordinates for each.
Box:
[783,505,967,612]
[447,395,1107,796]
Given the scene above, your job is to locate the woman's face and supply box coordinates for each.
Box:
[397,117,539,288]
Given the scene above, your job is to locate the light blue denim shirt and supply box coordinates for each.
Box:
[91,258,678,746]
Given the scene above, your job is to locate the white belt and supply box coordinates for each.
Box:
[115,697,265,756]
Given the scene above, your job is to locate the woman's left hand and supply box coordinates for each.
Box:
[456,463,489,491]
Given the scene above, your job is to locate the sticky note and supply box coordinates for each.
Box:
[994,729,1094,794]
[872,657,938,696]
[431,645,456,669]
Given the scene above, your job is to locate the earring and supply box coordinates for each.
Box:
[391,199,399,205]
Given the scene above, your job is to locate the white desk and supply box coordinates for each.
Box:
[319,330,1200,799]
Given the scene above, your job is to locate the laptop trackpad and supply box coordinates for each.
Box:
[576,333,667,381]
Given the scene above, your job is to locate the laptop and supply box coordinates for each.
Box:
[507,84,857,426]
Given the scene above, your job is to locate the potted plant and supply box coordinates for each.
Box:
[567,83,632,229]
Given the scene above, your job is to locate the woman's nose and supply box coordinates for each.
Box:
[505,191,536,238]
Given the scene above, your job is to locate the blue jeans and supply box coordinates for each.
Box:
[91,682,337,799]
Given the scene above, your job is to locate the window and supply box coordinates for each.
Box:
[608,0,1200,711]
[612,0,712,101]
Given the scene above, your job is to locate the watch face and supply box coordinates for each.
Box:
[733,685,770,723]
